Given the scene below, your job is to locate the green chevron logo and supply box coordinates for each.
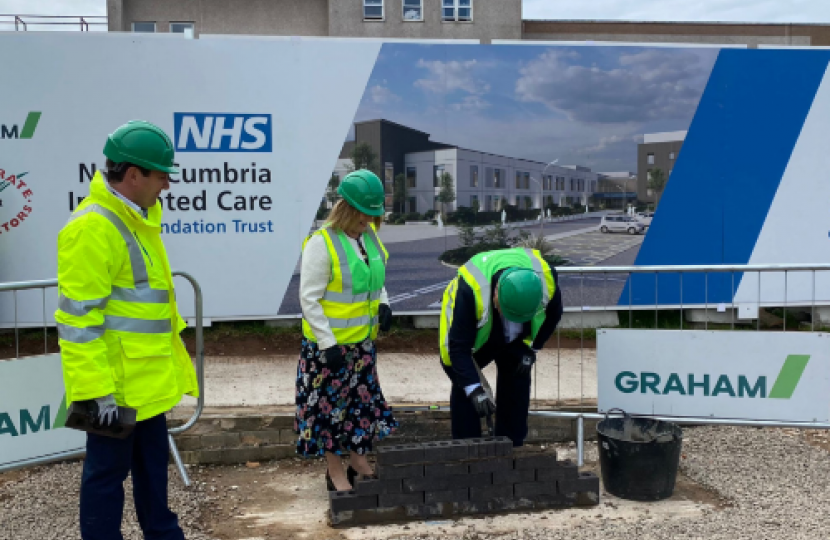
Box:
[768,355,810,399]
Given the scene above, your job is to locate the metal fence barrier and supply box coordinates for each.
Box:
[0,271,205,487]
[528,262,830,467]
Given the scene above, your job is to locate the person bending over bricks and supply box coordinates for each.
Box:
[438,247,563,446]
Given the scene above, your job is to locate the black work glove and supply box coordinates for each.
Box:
[321,346,346,371]
[468,386,496,418]
[378,303,392,332]
[516,347,537,377]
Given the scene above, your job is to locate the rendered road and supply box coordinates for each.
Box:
[277,217,644,314]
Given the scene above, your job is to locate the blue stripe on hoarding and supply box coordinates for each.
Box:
[621,49,830,306]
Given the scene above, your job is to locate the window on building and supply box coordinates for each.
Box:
[364,0,384,20]
[384,163,394,193]
[442,0,472,21]
[525,196,533,209]
[470,195,479,210]
[470,165,478,187]
[494,168,503,188]
[647,153,655,165]
[515,171,522,189]
[485,167,494,188]
[408,196,417,213]
[647,170,652,181]
[406,166,417,188]
[523,172,530,190]
[132,22,156,32]
[433,165,444,187]
[403,0,423,20]
[570,178,575,191]
[485,195,492,211]
[170,22,194,37]
[670,152,675,160]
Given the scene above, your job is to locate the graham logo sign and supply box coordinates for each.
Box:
[0,394,68,438]
[1,111,41,140]
[0,355,85,472]
[598,330,830,423]
[614,354,810,399]
[0,169,35,237]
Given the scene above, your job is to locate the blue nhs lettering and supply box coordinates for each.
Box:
[174,113,272,152]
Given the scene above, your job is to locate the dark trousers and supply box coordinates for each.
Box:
[442,342,532,447]
[80,413,184,540]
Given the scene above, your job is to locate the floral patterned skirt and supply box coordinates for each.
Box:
[294,338,399,457]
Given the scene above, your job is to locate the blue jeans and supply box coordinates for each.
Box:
[80,413,184,540]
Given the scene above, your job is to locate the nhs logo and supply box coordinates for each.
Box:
[174,113,272,152]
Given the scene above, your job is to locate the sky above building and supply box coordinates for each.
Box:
[354,44,719,172]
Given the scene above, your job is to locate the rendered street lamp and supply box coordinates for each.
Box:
[529,159,559,237]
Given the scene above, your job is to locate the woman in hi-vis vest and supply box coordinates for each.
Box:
[295,170,399,492]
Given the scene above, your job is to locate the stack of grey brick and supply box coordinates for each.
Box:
[328,436,600,527]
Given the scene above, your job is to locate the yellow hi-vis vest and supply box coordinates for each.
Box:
[301,224,389,345]
[439,248,556,366]
[55,172,199,422]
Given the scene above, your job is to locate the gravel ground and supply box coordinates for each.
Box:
[390,426,830,540]
[0,463,211,540]
[2,426,830,539]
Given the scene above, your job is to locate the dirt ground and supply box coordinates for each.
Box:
[191,446,721,540]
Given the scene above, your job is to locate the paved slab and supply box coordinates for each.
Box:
[173,350,597,413]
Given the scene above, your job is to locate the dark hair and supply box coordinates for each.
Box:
[105,159,150,183]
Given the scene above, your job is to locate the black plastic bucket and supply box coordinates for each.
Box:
[597,409,683,501]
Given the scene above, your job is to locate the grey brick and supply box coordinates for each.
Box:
[561,471,601,498]
[405,503,447,519]
[467,437,496,459]
[527,492,577,509]
[200,433,240,449]
[469,484,513,503]
[329,509,354,527]
[536,460,578,482]
[377,463,424,480]
[377,443,425,466]
[379,492,424,507]
[328,491,378,512]
[403,475,450,493]
[353,478,403,496]
[493,436,513,457]
[425,462,468,477]
[514,481,558,498]
[425,488,469,504]
[492,468,536,485]
[423,440,470,462]
[468,457,512,474]
[458,472,493,488]
[514,454,559,470]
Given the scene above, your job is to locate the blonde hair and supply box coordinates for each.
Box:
[326,199,382,234]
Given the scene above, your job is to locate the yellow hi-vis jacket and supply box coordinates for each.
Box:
[439,247,556,366]
[55,172,199,421]
[301,224,389,345]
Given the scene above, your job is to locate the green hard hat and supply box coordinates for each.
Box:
[498,268,543,323]
[103,120,179,174]
[338,169,385,217]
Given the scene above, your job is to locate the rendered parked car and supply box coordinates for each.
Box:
[636,211,655,227]
[599,214,646,235]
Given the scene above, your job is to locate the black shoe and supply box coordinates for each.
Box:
[347,465,377,486]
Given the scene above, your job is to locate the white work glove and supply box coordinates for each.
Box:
[92,394,119,429]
